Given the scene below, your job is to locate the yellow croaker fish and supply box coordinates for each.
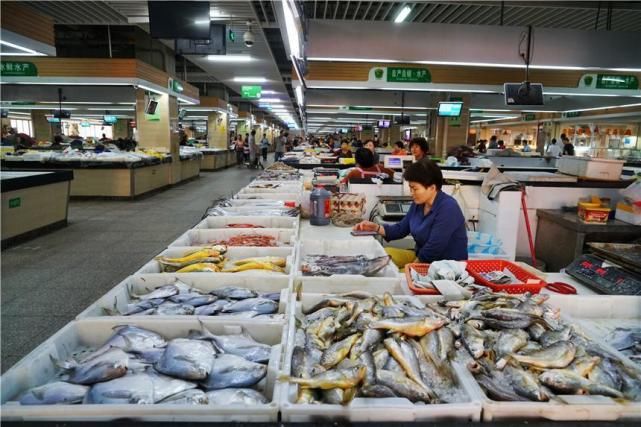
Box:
[283,366,366,390]
[233,257,287,267]
[175,263,221,273]
[370,317,445,337]
[223,262,285,273]
[156,249,223,265]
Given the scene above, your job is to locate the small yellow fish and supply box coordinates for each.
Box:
[222,262,285,273]
[234,257,287,267]
[176,263,221,273]
[156,249,222,265]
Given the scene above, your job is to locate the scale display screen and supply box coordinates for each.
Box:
[401,203,411,213]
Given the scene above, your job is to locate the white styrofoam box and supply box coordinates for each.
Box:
[615,204,641,225]
[207,206,300,217]
[295,276,403,295]
[235,192,302,202]
[218,199,297,207]
[135,246,295,276]
[557,156,624,181]
[296,240,399,279]
[193,216,299,233]
[279,293,480,422]
[241,184,302,194]
[77,274,291,319]
[169,228,296,248]
[0,318,284,422]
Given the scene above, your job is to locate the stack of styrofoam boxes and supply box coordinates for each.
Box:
[234,180,303,205]
[0,178,302,422]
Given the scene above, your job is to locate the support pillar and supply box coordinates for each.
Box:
[207,111,228,149]
[31,110,51,142]
[135,89,180,183]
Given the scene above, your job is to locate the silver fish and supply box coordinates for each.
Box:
[19,381,88,405]
[194,299,230,316]
[85,373,155,404]
[350,329,383,359]
[200,354,267,390]
[205,388,268,405]
[134,284,178,300]
[539,369,623,398]
[504,364,549,401]
[158,389,208,405]
[360,384,397,398]
[169,293,217,307]
[116,298,165,316]
[58,347,129,385]
[375,369,434,403]
[99,325,166,354]
[539,326,573,348]
[509,341,576,369]
[301,255,391,277]
[155,339,214,380]
[222,297,278,315]
[154,302,195,316]
[495,330,529,359]
[461,323,486,359]
[210,287,258,300]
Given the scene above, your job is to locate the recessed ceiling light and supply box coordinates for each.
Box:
[394,6,412,23]
[233,77,267,83]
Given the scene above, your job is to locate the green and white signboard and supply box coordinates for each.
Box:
[1,61,38,76]
[241,85,262,99]
[579,74,639,90]
[369,66,432,86]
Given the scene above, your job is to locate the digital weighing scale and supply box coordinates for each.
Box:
[376,196,413,221]
[565,243,641,295]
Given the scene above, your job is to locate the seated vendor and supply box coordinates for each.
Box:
[353,159,468,268]
[409,137,429,161]
[336,142,353,159]
[343,148,395,183]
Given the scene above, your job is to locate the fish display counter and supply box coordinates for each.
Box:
[1,170,73,248]
[199,148,233,171]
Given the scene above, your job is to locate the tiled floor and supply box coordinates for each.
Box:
[1,164,264,372]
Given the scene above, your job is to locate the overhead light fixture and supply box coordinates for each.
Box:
[261,90,277,95]
[137,84,165,95]
[257,98,283,103]
[0,40,45,56]
[206,55,253,62]
[394,6,412,23]
[282,0,301,58]
[563,102,641,113]
[233,77,267,83]
[295,86,304,106]
[194,19,210,25]
[87,107,134,111]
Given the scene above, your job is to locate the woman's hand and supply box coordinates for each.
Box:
[353,221,384,236]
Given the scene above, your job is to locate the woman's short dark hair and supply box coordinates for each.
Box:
[409,137,429,154]
[403,159,443,190]
[355,147,375,168]
[394,141,404,149]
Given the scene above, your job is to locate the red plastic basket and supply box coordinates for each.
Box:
[465,260,546,294]
[405,263,440,295]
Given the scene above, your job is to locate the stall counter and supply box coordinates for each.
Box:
[200,149,233,171]
[1,170,73,248]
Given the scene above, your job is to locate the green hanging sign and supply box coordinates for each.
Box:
[8,197,21,208]
[241,85,262,99]
[580,74,639,90]
[522,113,536,121]
[168,78,184,93]
[1,61,38,77]
[387,67,431,83]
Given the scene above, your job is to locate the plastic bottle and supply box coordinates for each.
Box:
[310,187,331,226]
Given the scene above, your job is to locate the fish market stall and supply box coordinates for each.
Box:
[1,170,73,248]
[179,148,203,182]
[200,148,232,171]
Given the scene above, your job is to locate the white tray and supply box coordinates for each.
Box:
[169,229,296,248]
[0,318,285,422]
[206,206,300,217]
[218,199,298,207]
[135,247,294,276]
[193,216,299,232]
[296,240,399,279]
[77,274,291,319]
[235,192,302,201]
[294,276,403,296]
[469,295,641,421]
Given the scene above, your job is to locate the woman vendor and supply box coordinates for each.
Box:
[353,160,468,267]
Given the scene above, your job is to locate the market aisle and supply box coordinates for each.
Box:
[0,163,267,373]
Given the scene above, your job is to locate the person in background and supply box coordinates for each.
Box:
[353,159,468,268]
[409,137,429,161]
[179,134,189,146]
[343,148,395,183]
[546,138,562,157]
[274,131,286,161]
[364,139,380,164]
[3,127,18,147]
[337,142,353,159]
[522,141,532,152]
[260,133,269,162]
[497,140,506,150]
[477,140,487,154]
[562,136,575,156]
[249,129,258,167]
[284,132,293,152]
[51,135,64,150]
[234,135,244,166]
[391,141,407,156]
[243,133,250,162]
[99,133,109,142]
[488,135,498,149]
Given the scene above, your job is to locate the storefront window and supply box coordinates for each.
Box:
[10,119,33,136]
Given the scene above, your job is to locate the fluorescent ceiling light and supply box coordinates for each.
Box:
[0,40,45,56]
[307,104,431,110]
[261,90,277,95]
[470,116,520,124]
[194,19,210,25]
[40,101,113,105]
[177,97,197,105]
[394,6,412,23]
[7,106,78,110]
[295,86,304,106]
[283,0,301,58]
[87,107,134,111]
[137,84,165,95]
[233,77,267,83]
[206,55,253,62]
[257,98,283,103]
[563,102,641,113]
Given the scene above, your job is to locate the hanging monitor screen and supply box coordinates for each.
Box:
[437,102,463,117]
[103,115,118,124]
[504,82,544,105]
[377,119,390,128]
[148,1,211,40]
[53,110,71,119]
[175,24,226,55]
[145,100,158,115]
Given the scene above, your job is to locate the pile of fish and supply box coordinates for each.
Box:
[206,206,300,217]
[156,246,227,273]
[301,255,391,277]
[445,290,641,402]
[284,291,469,405]
[104,280,283,319]
[156,250,287,274]
[16,323,273,406]
[209,234,281,247]
[604,327,641,367]
[265,162,296,172]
